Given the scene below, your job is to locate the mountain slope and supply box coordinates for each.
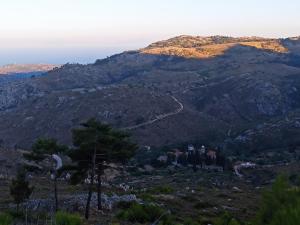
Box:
[0,36,300,155]
[142,36,288,58]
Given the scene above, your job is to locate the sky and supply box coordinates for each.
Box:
[0,0,299,65]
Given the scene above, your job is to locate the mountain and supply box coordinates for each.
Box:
[0,36,300,157]
[0,64,60,83]
[0,64,59,75]
[142,35,288,57]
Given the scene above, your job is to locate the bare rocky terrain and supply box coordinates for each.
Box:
[0,36,300,157]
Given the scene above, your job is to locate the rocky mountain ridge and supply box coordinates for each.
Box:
[142,35,290,58]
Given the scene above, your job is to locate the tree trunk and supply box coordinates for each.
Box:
[97,164,102,210]
[85,148,96,220]
[54,175,58,211]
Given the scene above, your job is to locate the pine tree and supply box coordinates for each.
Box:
[69,118,137,219]
[27,138,67,160]
[23,138,68,211]
[9,168,34,212]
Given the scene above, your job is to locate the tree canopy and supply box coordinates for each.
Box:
[68,118,137,219]
[10,168,34,211]
[24,138,68,162]
[69,118,137,183]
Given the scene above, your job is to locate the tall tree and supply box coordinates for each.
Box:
[69,118,137,220]
[10,168,34,212]
[24,138,68,211]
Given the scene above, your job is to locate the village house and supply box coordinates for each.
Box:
[161,144,226,172]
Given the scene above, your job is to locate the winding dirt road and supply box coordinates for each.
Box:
[123,95,184,130]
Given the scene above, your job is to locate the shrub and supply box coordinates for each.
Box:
[55,211,82,225]
[269,202,300,225]
[138,193,156,202]
[117,202,165,223]
[181,195,198,203]
[193,201,215,209]
[228,219,241,225]
[0,213,13,225]
[289,173,300,186]
[148,185,174,194]
[116,201,135,209]
[255,175,300,225]
[9,169,34,211]
[4,210,24,220]
[158,215,175,225]
[183,217,201,225]
[214,212,241,225]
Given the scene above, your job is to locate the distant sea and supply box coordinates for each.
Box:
[0,47,129,66]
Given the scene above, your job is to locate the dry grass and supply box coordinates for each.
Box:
[240,40,288,53]
[142,40,288,59]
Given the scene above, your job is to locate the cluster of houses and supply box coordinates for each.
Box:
[157,144,227,172]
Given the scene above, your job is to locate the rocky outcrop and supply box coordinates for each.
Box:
[18,193,139,212]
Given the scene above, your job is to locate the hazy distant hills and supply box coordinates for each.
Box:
[0,36,300,156]
[0,64,59,82]
[0,64,59,75]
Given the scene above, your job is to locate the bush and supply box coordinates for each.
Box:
[228,219,241,225]
[9,169,34,210]
[55,211,82,225]
[255,175,300,225]
[117,202,165,223]
[0,213,13,225]
[193,201,215,209]
[148,185,174,194]
[116,201,135,209]
[4,210,24,220]
[183,217,201,225]
[289,173,300,186]
[214,212,241,225]
[269,202,300,225]
[138,193,156,202]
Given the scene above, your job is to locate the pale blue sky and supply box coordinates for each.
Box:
[0,0,299,65]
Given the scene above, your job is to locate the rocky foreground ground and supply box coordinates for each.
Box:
[0,151,299,225]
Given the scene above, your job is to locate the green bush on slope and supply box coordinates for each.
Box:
[117,202,167,223]
[0,213,13,225]
[255,175,300,225]
[55,211,82,225]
